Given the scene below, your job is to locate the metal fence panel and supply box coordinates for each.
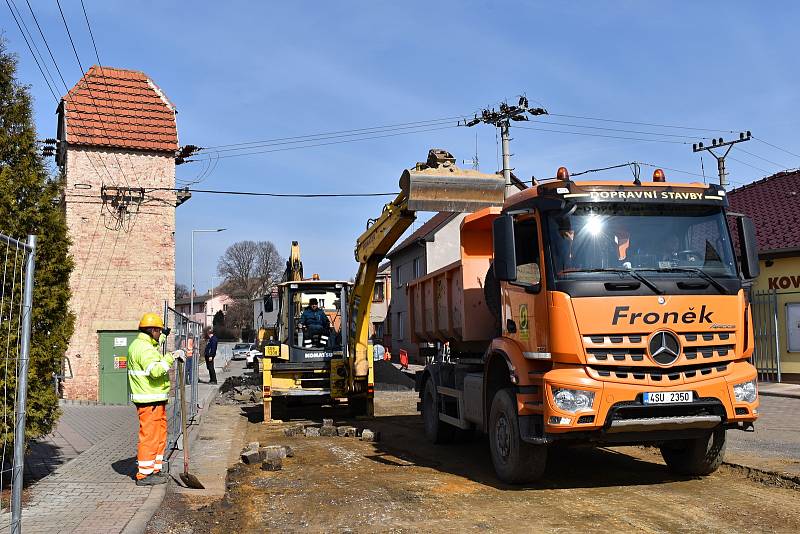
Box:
[0,234,36,534]
[751,290,782,382]
[163,304,202,456]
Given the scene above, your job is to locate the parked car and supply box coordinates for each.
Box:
[245,344,261,369]
[231,343,251,360]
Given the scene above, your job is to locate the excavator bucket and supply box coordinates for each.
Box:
[400,149,506,213]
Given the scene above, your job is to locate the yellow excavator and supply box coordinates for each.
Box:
[260,150,504,420]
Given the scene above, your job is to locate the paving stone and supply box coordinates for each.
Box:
[319,426,338,437]
[283,425,305,437]
[260,445,286,461]
[337,426,357,437]
[241,450,261,464]
[261,457,283,471]
[360,429,380,442]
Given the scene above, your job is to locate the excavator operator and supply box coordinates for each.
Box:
[300,298,330,337]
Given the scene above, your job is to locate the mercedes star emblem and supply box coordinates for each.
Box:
[648,330,681,365]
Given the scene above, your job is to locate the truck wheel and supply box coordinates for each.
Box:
[659,427,726,476]
[489,388,547,484]
[422,378,455,444]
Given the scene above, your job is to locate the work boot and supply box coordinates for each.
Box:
[135,474,167,486]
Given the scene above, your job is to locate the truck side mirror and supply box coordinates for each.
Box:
[737,216,760,280]
[264,296,274,313]
[492,214,517,282]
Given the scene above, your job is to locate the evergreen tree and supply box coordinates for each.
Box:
[0,40,74,447]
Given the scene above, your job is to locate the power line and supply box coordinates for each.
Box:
[55,0,136,191]
[535,119,711,139]
[24,0,69,90]
[147,187,397,198]
[194,119,461,155]
[4,0,59,102]
[197,115,469,151]
[186,124,458,162]
[753,136,800,160]
[547,112,736,134]
[515,124,688,144]
[736,148,789,169]
[728,156,769,175]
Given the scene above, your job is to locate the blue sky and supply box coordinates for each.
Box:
[4,1,800,291]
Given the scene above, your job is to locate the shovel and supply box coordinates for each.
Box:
[177,359,205,489]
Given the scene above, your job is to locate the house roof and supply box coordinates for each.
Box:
[727,169,800,254]
[387,212,457,258]
[62,65,178,152]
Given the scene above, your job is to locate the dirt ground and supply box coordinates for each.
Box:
[149,391,800,533]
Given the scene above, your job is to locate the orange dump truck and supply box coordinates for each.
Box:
[409,168,761,483]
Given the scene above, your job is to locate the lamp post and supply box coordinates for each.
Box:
[191,228,225,327]
[208,274,222,325]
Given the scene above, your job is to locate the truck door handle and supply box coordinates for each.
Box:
[506,319,517,334]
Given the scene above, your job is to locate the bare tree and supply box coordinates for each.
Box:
[175,283,190,300]
[217,240,284,299]
[255,241,284,292]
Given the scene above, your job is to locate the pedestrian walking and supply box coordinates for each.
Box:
[204,326,218,384]
[127,312,185,486]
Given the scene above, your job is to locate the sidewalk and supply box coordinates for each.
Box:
[1,358,235,534]
[759,381,800,399]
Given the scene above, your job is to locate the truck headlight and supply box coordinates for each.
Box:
[552,387,595,413]
[733,379,757,403]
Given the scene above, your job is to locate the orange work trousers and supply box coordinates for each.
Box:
[136,402,167,480]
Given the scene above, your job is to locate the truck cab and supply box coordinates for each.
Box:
[413,169,761,483]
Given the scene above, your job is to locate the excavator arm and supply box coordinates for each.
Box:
[346,149,505,400]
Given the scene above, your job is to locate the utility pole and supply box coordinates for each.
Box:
[463,96,547,196]
[692,131,751,188]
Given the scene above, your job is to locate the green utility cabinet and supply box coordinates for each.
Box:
[99,331,138,404]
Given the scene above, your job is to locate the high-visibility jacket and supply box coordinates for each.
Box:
[127,332,175,404]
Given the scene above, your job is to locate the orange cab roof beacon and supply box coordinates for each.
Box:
[557,166,570,181]
[653,168,666,182]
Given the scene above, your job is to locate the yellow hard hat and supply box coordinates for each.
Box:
[139,313,164,329]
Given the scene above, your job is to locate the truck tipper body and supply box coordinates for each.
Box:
[409,171,761,482]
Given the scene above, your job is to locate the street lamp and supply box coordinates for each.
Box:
[191,228,225,326]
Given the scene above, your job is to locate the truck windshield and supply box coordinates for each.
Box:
[547,204,737,280]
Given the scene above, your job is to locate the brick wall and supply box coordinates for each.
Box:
[64,146,175,400]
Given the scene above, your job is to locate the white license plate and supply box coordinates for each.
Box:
[643,391,693,404]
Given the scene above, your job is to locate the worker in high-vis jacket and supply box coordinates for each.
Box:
[127,312,185,486]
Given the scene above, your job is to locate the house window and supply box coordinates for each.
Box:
[412,257,422,278]
[395,266,403,288]
[373,322,384,339]
[223,304,228,312]
[373,281,384,302]
[397,312,405,340]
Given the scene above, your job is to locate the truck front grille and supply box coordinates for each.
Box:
[583,332,735,367]
[587,361,731,386]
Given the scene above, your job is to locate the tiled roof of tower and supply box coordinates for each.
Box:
[62,65,178,152]
[727,169,800,253]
